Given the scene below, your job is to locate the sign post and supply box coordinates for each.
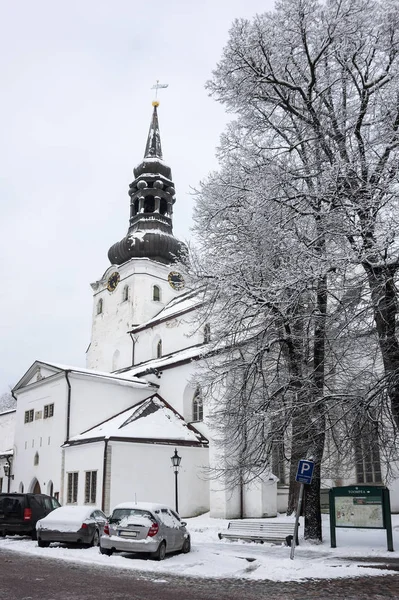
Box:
[290,459,315,560]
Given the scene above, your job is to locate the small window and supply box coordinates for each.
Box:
[97,298,103,315]
[122,285,129,302]
[67,472,79,504]
[24,409,34,424]
[204,323,211,343]
[157,339,162,359]
[85,471,97,504]
[192,387,203,422]
[44,403,54,419]
[34,452,39,466]
[153,285,161,302]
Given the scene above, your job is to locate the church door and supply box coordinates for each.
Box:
[33,480,41,494]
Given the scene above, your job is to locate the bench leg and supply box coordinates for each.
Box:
[285,535,293,547]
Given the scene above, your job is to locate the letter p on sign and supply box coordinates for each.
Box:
[295,460,315,484]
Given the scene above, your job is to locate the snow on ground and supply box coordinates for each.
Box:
[0,513,398,582]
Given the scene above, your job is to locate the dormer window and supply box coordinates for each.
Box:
[153,285,161,302]
[123,285,129,302]
[157,339,162,359]
[97,298,103,315]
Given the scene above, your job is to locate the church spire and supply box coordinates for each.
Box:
[144,104,163,160]
[107,103,186,266]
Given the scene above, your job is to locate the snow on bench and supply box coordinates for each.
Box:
[218,520,299,547]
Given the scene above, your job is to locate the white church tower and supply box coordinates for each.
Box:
[86,102,186,373]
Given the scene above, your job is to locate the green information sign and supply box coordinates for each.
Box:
[329,486,393,551]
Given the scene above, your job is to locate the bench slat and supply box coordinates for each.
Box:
[218,520,299,546]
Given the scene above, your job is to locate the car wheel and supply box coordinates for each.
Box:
[91,529,100,547]
[153,541,166,561]
[37,538,50,548]
[182,537,191,554]
[99,545,113,556]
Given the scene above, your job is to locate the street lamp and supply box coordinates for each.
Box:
[170,448,181,514]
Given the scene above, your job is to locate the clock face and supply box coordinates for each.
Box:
[168,271,185,290]
[107,271,120,292]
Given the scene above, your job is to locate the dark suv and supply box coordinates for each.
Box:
[0,493,61,539]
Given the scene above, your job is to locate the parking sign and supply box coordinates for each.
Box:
[295,460,314,484]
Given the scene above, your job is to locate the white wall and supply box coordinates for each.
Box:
[109,441,209,518]
[12,374,68,497]
[63,442,104,507]
[0,409,15,452]
[87,259,184,372]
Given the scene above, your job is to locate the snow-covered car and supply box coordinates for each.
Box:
[99,502,191,560]
[36,506,107,547]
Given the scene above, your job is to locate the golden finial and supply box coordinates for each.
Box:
[151,80,169,106]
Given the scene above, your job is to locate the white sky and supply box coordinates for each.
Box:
[0,0,274,392]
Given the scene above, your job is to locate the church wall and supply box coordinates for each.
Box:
[67,374,155,439]
[87,259,183,373]
[12,375,68,497]
[63,442,104,508]
[108,441,209,518]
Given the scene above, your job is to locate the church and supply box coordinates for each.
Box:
[0,101,278,519]
[2,101,399,518]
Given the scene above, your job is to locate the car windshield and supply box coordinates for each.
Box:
[109,508,154,524]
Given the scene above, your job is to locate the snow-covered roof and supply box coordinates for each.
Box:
[0,450,13,457]
[13,360,157,392]
[0,409,16,417]
[130,289,203,333]
[126,345,204,377]
[66,394,208,446]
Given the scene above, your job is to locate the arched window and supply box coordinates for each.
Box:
[192,387,203,422]
[123,285,129,302]
[204,323,211,343]
[97,298,103,315]
[153,285,161,302]
[19,482,24,493]
[157,339,162,359]
[34,452,39,466]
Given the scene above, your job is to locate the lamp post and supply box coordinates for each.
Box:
[170,448,181,514]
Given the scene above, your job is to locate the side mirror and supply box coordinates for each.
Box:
[181,521,187,527]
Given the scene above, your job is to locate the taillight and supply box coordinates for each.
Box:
[104,522,110,535]
[23,508,32,522]
[81,523,88,530]
[147,522,159,537]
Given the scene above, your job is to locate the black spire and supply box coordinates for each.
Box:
[107,103,186,266]
[144,105,163,159]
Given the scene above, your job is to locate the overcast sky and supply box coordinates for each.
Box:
[0,0,275,393]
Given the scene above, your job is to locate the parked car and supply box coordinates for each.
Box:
[36,505,107,547]
[0,493,61,539]
[99,502,191,560]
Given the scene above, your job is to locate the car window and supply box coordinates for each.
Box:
[43,498,52,511]
[0,496,23,517]
[159,508,181,529]
[51,498,61,509]
[109,508,154,524]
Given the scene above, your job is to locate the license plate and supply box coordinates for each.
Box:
[119,530,138,538]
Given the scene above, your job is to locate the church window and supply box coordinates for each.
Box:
[144,196,155,213]
[97,298,103,315]
[19,482,24,493]
[123,285,129,302]
[44,403,54,419]
[204,323,211,343]
[34,452,39,466]
[67,472,79,504]
[157,339,162,359]
[134,199,139,215]
[153,285,161,302]
[24,409,34,424]
[354,418,382,484]
[85,471,97,504]
[192,387,203,422]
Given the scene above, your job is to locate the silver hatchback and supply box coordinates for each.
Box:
[99,502,191,560]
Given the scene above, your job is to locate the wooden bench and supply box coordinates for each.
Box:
[218,520,299,547]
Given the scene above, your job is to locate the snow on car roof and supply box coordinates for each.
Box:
[39,505,100,522]
[112,502,173,512]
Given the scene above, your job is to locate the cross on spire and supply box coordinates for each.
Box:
[151,80,169,107]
